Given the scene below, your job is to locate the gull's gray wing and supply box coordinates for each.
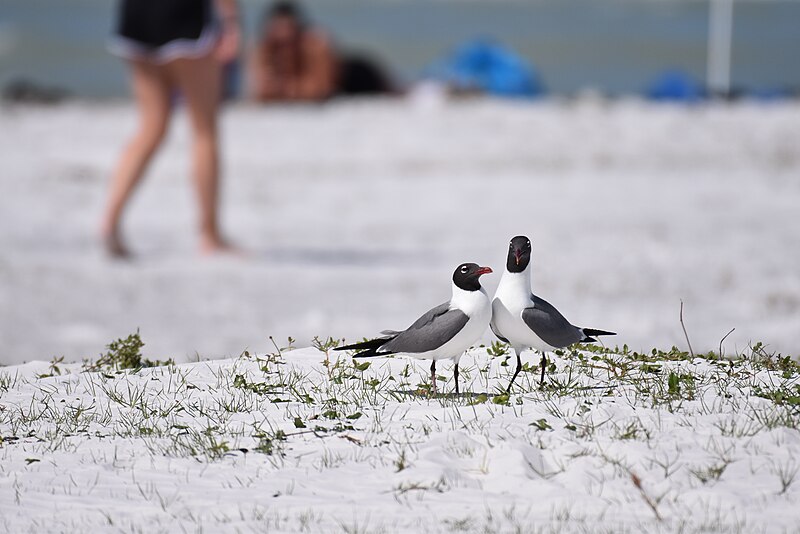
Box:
[521,294,583,348]
[381,302,469,354]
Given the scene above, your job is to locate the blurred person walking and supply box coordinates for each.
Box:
[102,0,240,257]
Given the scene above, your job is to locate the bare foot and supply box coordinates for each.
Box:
[199,236,244,257]
[102,229,131,259]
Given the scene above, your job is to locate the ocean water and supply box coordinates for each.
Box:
[1,0,799,97]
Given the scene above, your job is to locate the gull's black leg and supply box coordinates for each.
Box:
[539,353,547,387]
[430,360,437,395]
[454,362,460,395]
[506,348,522,394]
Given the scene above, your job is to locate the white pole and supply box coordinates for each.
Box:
[707,0,734,97]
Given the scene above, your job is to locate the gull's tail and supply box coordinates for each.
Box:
[334,335,397,358]
[580,328,617,343]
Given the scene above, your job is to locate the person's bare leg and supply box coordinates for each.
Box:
[168,54,231,254]
[101,60,171,257]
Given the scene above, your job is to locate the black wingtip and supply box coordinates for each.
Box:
[335,338,383,352]
[582,328,616,338]
[352,348,396,358]
[581,328,616,342]
[335,335,401,356]
[337,342,397,358]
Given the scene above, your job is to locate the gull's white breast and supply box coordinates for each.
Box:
[491,271,554,352]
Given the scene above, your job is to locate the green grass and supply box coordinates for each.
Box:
[1,331,798,532]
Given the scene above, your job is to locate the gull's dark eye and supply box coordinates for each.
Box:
[460,265,469,273]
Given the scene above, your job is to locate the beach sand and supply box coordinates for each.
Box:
[1,96,799,365]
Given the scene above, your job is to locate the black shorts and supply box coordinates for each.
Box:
[110,0,219,63]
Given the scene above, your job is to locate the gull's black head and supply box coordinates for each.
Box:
[452,263,493,291]
[506,235,532,273]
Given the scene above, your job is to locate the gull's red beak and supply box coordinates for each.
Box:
[477,266,493,276]
[514,249,522,265]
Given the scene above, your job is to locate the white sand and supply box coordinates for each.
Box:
[0,97,799,365]
[1,347,798,532]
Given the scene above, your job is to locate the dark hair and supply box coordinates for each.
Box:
[268,1,305,23]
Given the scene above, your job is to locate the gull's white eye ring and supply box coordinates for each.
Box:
[460,266,469,273]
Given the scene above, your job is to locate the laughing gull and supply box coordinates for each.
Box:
[491,236,615,392]
[335,263,493,394]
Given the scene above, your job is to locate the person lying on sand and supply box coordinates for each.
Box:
[248,1,392,103]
